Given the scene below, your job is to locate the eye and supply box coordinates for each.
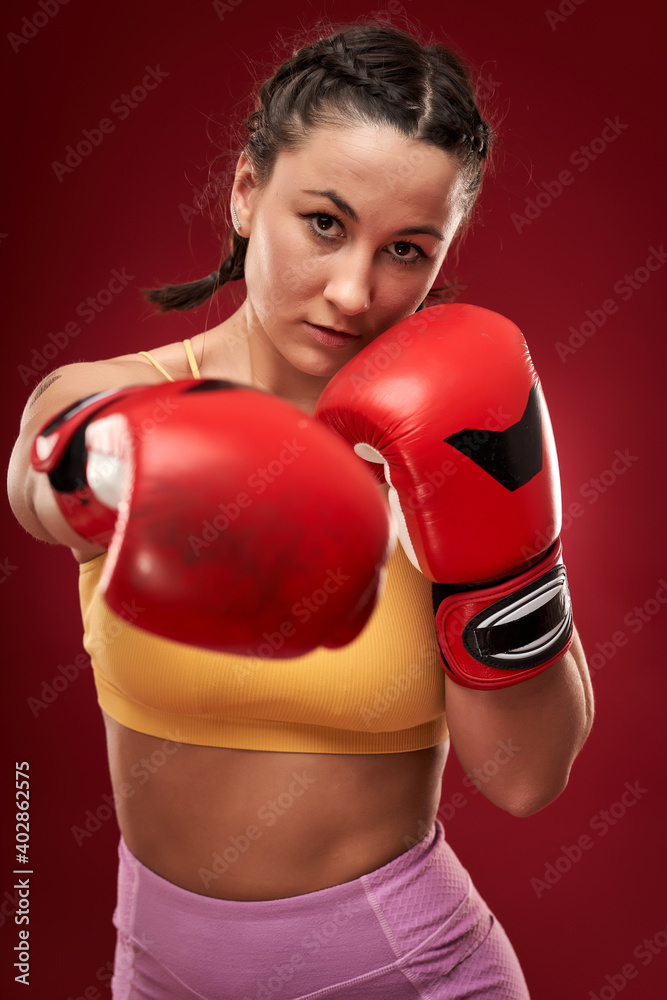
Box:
[301,213,344,241]
[388,241,426,266]
[301,212,428,267]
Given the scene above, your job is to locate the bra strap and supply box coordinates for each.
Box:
[137,351,175,382]
[183,339,202,379]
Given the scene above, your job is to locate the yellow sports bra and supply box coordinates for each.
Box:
[77,341,448,753]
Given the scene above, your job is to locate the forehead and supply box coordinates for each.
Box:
[270,123,465,228]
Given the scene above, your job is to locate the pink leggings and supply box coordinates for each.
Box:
[112,821,530,999]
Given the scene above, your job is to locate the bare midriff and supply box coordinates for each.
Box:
[102,712,448,901]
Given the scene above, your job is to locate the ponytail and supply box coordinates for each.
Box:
[142,230,248,312]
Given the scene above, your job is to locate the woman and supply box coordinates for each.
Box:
[8,20,593,999]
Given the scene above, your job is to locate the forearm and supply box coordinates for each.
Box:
[444,626,593,817]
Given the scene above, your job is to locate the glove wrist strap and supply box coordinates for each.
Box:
[30,386,142,546]
[434,539,574,689]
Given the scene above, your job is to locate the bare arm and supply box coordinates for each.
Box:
[7,359,161,558]
[444,625,594,817]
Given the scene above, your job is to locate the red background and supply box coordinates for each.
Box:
[2,0,666,997]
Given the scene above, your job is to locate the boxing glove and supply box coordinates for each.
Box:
[31,383,151,547]
[315,303,573,689]
[32,379,394,655]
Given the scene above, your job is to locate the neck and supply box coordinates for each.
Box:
[207,302,334,415]
[247,342,332,416]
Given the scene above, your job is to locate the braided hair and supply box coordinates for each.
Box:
[143,21,494,312]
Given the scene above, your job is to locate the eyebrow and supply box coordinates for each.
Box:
[302,189,445,242]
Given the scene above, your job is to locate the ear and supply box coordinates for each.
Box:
[230,151,260,237]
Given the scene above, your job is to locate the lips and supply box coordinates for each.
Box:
[310,322,357,336]
[305,322,359,349]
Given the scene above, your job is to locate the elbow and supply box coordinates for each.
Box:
[499,775,570,818]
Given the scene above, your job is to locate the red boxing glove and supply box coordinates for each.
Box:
[315,304,573,689]
[32,379,394,655]
[31,384,150,547]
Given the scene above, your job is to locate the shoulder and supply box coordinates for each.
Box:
[9,350,190,563]
[114,339,203,382]
[19,355,166,430]
[21,335,206,414]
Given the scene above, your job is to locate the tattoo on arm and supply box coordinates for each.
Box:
[26,373,62,410]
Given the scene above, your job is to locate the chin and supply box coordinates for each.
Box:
[285,342,359,380]
[296,356,349,381]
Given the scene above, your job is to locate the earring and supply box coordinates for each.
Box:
[231,202,241,233]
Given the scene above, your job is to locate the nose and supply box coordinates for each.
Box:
[323,250,372,316]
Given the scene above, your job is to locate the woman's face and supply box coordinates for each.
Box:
[234,123,466,379]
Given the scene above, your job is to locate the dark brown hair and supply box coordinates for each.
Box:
[143,20,494,312]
